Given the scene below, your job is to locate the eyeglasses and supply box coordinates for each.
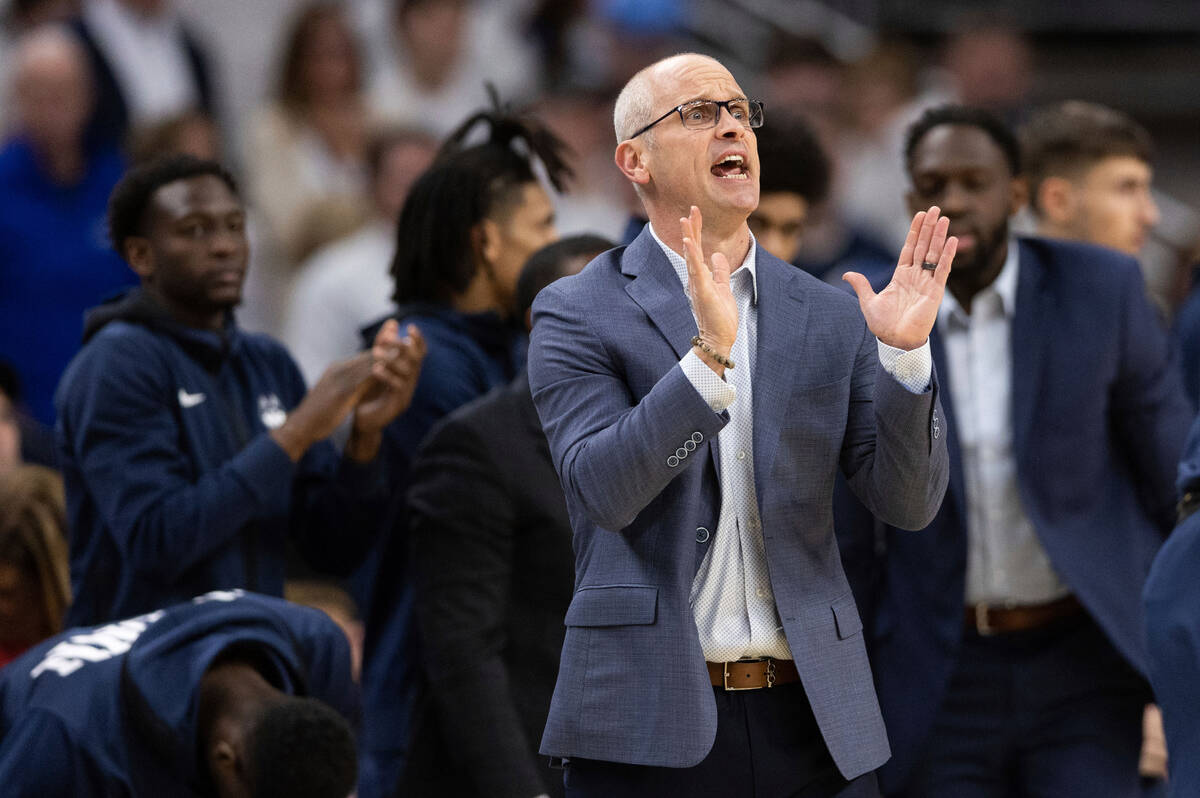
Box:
[629,98,765,140]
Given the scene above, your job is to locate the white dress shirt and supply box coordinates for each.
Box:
[648,224,931,661]
[938,241,1069,606]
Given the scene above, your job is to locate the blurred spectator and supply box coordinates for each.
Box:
[841,105,1191,798]
[941,22,1034,125]
[367,0,540,137]
[401,234,611,798]
[71,0,217,150]
[245,2,371,266]
[0,463,68,668]
[54,154,425,626]
[286,578,365,682]
[749,115,831,264]
[839,41,952,249]
[0,25,134,425]
[283,126,438,386]
[0,2,80,134]
[126,108,221,164]
[538,88,631,242]
[358,102,567,798]
[0,590,359,797]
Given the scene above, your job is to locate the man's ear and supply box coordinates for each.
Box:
[1008,175,1029,216]
[123,237,155,280]
[474,219,501,268]
[208,738,241,795]
[615,140,650,187]
[1036,176,1077,225]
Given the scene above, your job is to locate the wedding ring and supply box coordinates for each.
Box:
[920,260,938,271]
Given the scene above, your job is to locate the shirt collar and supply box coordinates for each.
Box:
[939,238,1020,326]
[647,222,759,305]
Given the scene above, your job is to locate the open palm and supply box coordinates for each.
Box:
[843,206,957,351]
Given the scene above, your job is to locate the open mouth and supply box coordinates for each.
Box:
[711,154,749,180]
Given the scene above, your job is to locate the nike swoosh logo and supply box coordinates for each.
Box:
[178,389,207,408]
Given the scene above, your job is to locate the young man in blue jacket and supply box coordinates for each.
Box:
[0,590,359,797]
[55,155,425,626]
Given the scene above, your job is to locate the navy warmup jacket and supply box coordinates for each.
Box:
[55,289,388,625]
[0,590,357,797]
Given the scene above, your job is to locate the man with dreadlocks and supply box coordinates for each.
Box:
[356,98,569,798]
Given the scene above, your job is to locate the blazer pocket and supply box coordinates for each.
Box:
[564,584,658,627]
[831,592,863,640]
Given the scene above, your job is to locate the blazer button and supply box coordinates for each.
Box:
[684,440,696,452]
[667,455,680,467]
[676,447,688,459]
[691,432,704,443]
[696,527,710,543]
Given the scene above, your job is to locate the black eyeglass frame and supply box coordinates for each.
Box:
[628,98,765,140]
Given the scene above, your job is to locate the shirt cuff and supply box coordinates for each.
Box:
[877,339,932,394]
[681,349,736,411]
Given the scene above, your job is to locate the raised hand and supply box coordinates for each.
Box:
[347,320,427,460]
[681,206,738,374]
[843,206,957,351]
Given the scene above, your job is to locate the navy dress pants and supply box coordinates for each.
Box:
[562,681,881,798]
[904,613,1148,798]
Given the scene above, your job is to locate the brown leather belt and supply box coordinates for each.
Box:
[707,658,800,690]
[964,594,1083,636]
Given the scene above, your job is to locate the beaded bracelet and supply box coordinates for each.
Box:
[691,335,735,369]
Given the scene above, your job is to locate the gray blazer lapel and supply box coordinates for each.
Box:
[753,255,809,503]
[622,228,697,362]
[1011,239,1048,461]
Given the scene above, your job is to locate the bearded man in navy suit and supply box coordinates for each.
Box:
[842,105,1192,798]
[527,52,956,797]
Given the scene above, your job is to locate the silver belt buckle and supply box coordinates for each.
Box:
[722,657,773,690]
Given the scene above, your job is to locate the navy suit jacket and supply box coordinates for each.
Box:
[840,237,1192,793]
[1144,414,1200,798]
[527,227,949,780]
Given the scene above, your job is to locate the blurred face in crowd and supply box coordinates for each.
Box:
[373,138,437,222]
[300,12,359,101]
[127,176,249,330]
[0,393,20,477]
[907,124,1024,283]
[749,191,808,263]
[479,182,558,315]
[397,0,466,86]
[12,31,93,153]
[1039,155,1159,256]
[618,55,760,236]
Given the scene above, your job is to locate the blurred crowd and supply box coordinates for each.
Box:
[2,1,1200,798]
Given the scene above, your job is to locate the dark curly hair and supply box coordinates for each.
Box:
[245,697,357,798]
[904,105,1020,178]
[107,155,239,259]
[756,116,831,205]
[390,88,572,306]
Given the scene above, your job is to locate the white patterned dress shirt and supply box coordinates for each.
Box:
[647,224,932,661]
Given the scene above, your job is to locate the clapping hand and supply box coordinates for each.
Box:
[843,206,957,350]
[346,320,426,461]
[681,206,738,375]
